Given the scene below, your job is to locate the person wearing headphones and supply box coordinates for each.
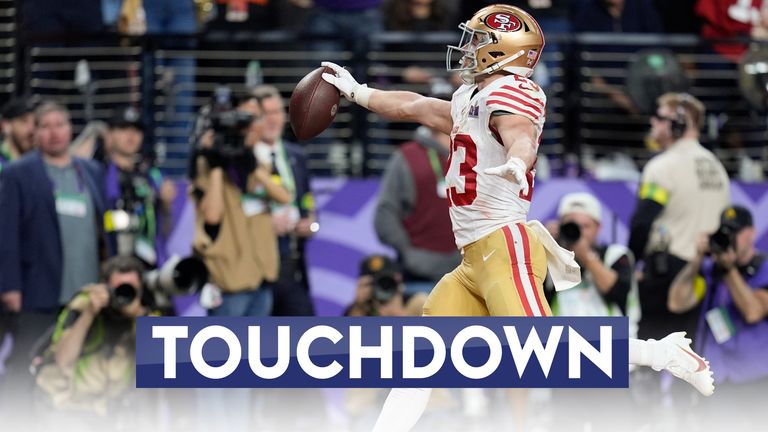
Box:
[628,93,730,343]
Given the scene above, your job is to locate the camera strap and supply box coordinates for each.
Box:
[427,148,447,198]
[272,140,296,200]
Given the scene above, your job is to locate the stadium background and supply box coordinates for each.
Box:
[2,0,768,431]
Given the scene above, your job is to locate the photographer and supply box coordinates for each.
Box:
[0,102,107,419]
[344,255,427,317]
[190,90,291,317]
[34,256,148,415]
[668,206,768,386]
[550,193,639,333]
[548,193,640,432]
[103,106,176,266]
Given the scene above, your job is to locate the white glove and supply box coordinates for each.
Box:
[320,61,373,108]
[484,157,529,196]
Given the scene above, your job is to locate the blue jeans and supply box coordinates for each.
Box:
[208,284,274,317]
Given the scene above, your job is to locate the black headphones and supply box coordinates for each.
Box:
[670,104,688,140]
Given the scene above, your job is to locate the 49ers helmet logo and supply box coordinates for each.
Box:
[484,12,522,32]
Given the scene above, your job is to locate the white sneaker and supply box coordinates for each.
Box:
[654,332,715,396]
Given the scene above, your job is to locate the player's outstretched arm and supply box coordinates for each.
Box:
[483,114,538,195]
[321,62,452,135]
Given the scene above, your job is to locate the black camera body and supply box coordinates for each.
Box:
[371,272,401,304]
[709,224,736,255]
[106,256,209,313]
[109,283,138,311]
[196,86,254,159]
[209,109,254,158]
[558,222,582,249]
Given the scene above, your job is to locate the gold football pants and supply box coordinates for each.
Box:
[423,223,551,317]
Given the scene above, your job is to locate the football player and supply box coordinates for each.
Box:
[321,5,714,431]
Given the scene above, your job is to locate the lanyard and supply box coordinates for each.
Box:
[427,148,445,183]
[0,141,13,163]
[50,162,87,194]
[273,140,296,199]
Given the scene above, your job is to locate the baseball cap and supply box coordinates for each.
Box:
[109,106,143,130]
[557,192,602,223]
[720,205,753,231]
[1,98,35,120]
[359,255,399,278]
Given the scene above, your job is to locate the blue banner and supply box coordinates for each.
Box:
[136,317,629,388]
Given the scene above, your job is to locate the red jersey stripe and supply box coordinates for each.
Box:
[489,91,543,115]
[500,84,544,107]
[486,99,540,121]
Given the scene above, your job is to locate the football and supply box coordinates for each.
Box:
[289,66,340,141]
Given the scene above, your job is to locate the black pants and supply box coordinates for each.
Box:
[271,256,315,316]
[638,253,701,342]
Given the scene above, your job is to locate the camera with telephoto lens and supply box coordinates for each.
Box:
[372,272,401,304]
[709,224,736,255]
[143,255,209,308]
[558,222,582,249]
[109,283,138,311]
[195,86,254,159]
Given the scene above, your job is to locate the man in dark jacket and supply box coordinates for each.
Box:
[252,85,317,316]
[0,101,107,420]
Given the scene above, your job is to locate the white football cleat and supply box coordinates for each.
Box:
[654,332,715,396]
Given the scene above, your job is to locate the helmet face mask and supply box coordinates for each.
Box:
[446,22,493,83]
[446,5,545,85]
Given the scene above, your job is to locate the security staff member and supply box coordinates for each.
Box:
[628,92,730,341]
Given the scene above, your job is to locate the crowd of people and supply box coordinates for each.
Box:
[0,1,766,431]
[18,0,767,40]
[0,85,323,428]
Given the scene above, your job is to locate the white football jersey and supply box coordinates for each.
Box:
[446,74,547,249]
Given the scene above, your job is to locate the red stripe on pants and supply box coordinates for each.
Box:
[502,225,534,316]
[516,224,547,316]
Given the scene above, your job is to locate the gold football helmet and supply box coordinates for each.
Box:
[446,4,545,84]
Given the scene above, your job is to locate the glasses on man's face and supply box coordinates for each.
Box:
[651,113,677,123]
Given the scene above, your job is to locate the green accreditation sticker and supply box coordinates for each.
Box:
[436,179,448,199]
[135,236,157,266]
[241,194,267,217]
[55,192,88,218]
[705,306,736,344]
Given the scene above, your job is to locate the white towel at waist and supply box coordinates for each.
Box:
[523,220,581,292]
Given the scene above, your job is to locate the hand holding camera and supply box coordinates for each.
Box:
[353,275,374,307]
[557,221,594,263]
[83,283,110,315]
[199,146,227,170]
[707,224,738,270]
[709,224,735,256]
[713,248,738,271]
